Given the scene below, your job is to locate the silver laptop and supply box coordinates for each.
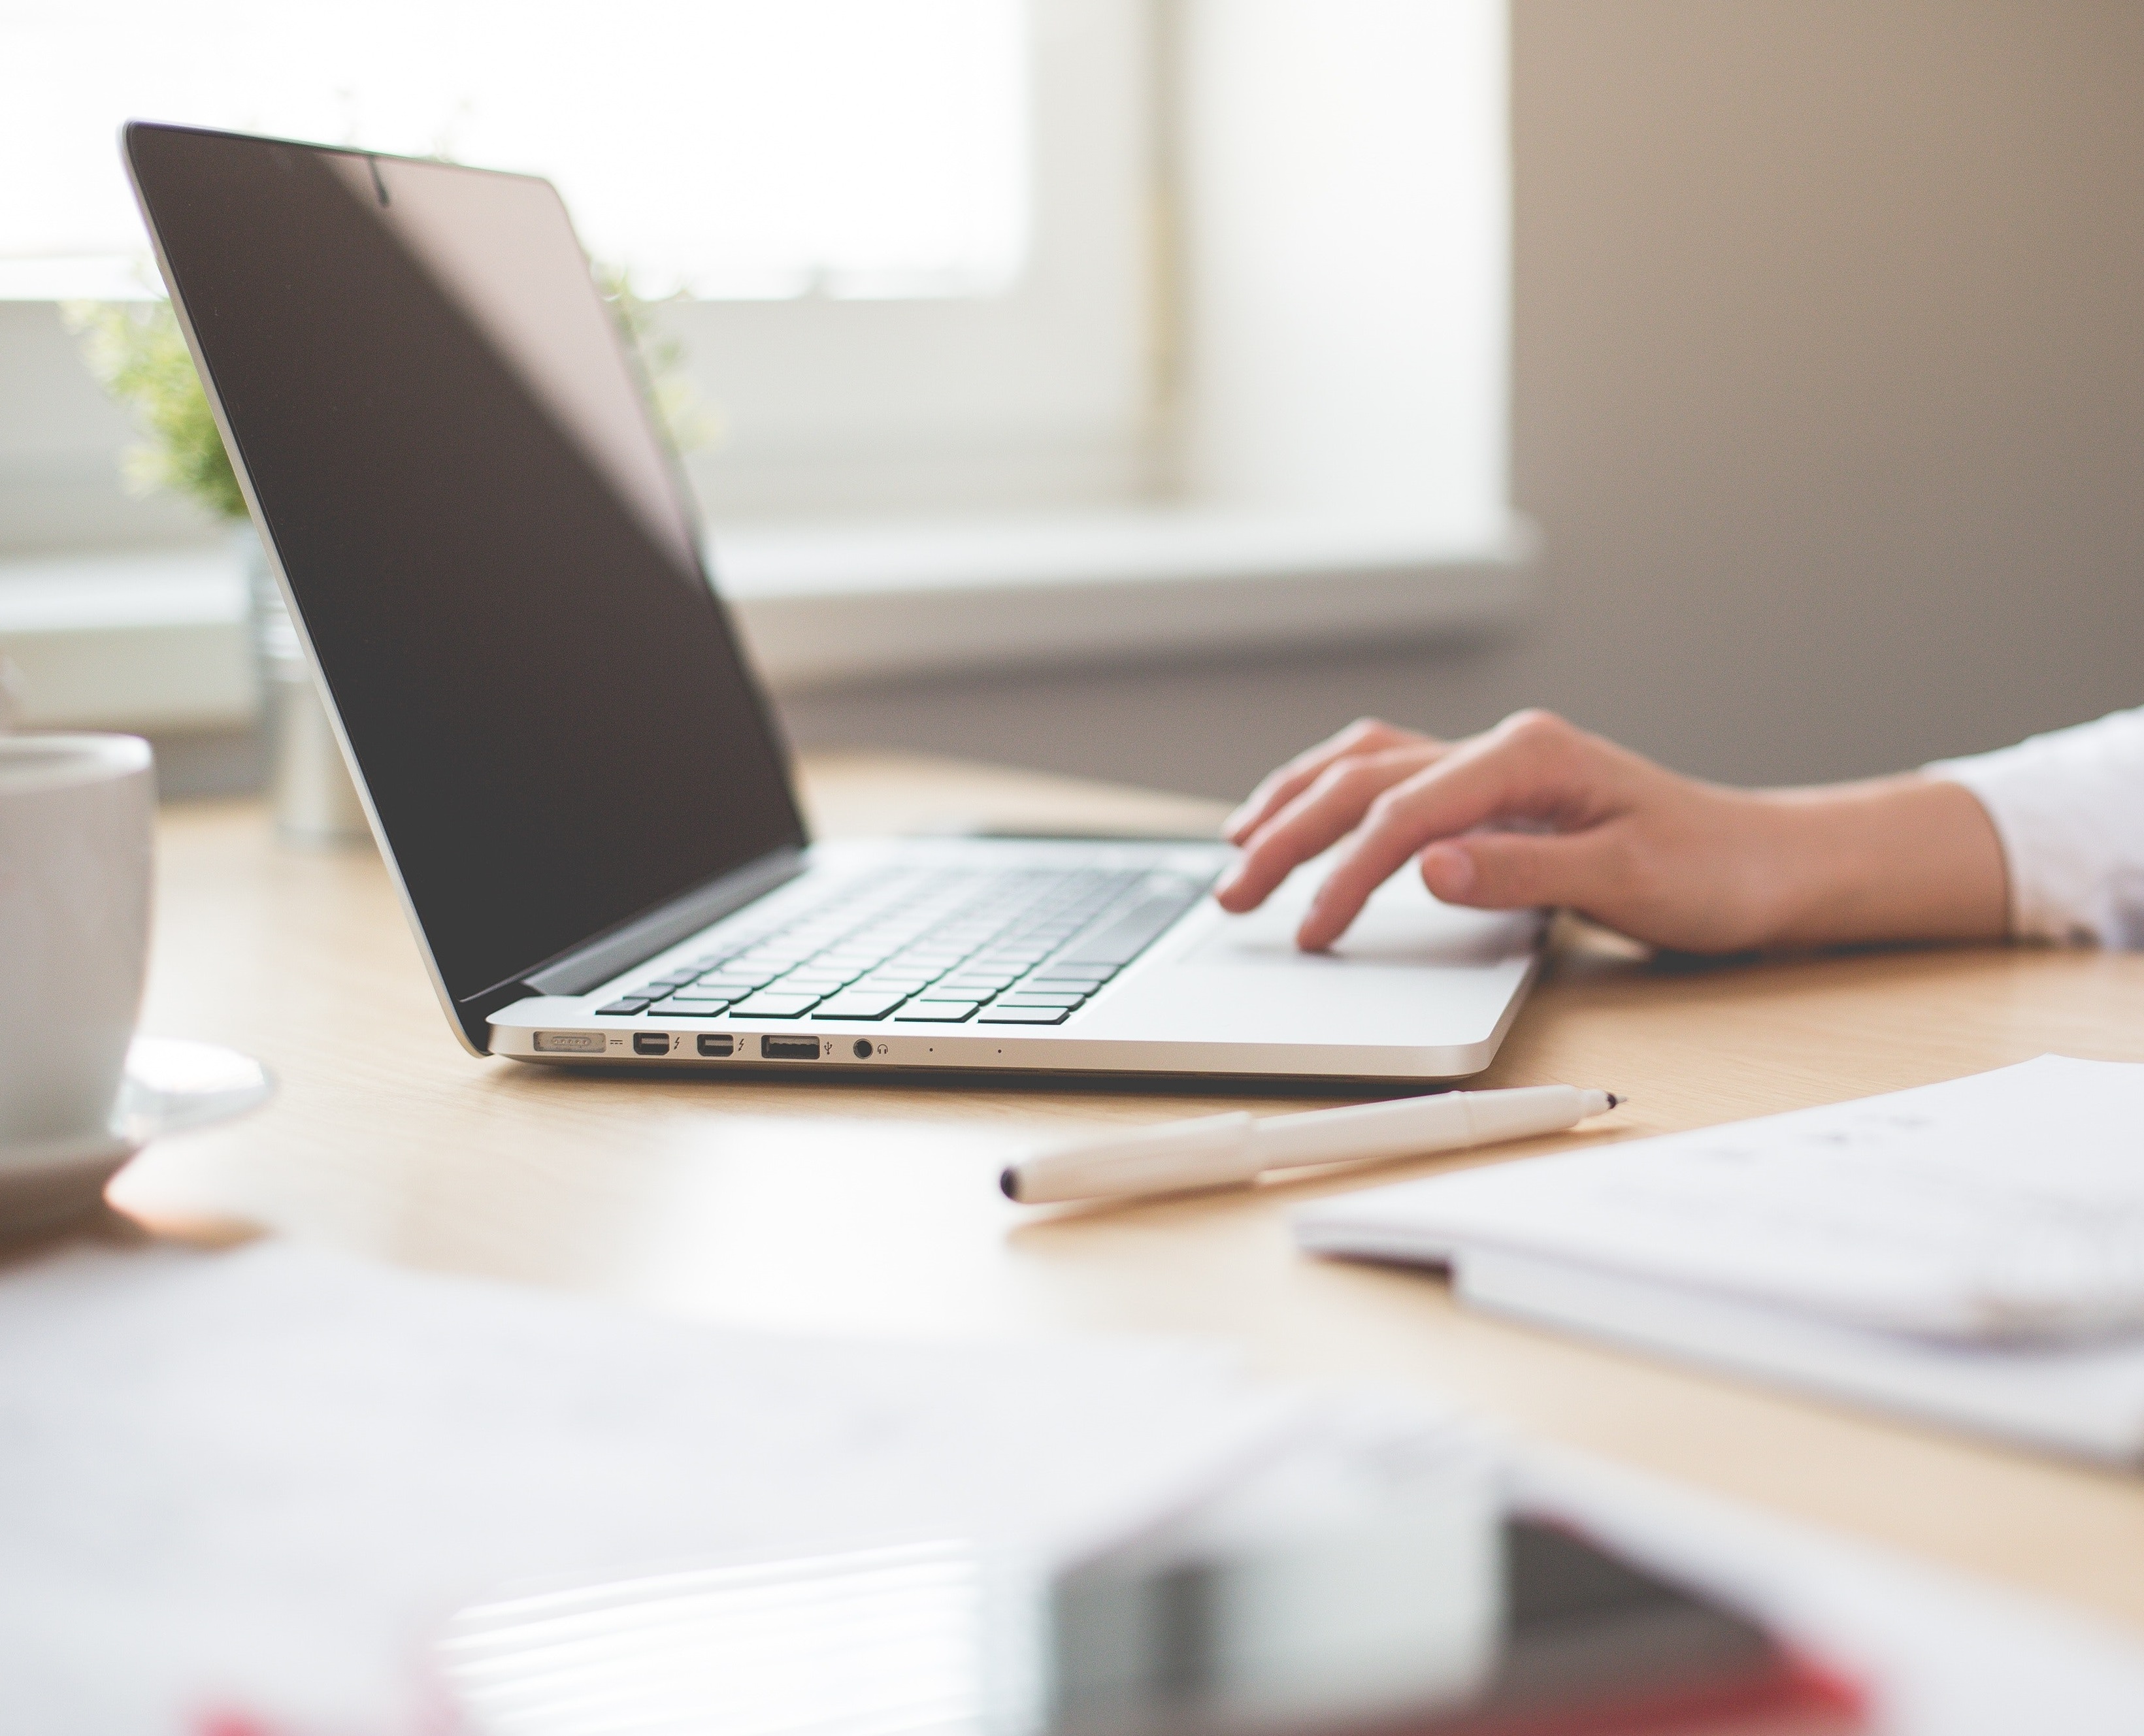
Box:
[126,122,1541,1085]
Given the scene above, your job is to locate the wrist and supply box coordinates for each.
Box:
[1751,775,2009,948]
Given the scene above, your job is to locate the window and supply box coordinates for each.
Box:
[0,0,1029,301]
[0,1,1522,735]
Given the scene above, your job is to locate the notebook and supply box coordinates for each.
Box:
[1294,1056,2144,1464]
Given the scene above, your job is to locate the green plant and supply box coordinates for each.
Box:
[63,299,248,520]
[64,268,717,522]
[597,265,724,455]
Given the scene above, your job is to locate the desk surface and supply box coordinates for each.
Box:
[113,749,2144,1633]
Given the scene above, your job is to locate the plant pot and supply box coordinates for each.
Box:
[235,525,371,848]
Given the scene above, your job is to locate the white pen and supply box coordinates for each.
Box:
[1000,1085,1623,1204]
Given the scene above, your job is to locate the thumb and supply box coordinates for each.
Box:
[1421,830,1612,911]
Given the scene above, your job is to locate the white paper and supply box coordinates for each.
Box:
[1298,1055,2144,1341]
[1459,1248,2144,1463]
[0,1239,1304,1736]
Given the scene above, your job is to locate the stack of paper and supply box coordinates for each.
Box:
[1295,1055,2144,1462]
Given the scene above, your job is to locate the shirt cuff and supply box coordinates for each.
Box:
[1925,708,2144,947]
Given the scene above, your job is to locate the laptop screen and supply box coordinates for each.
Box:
[125,123,806,1010]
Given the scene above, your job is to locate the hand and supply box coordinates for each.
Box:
[1213,710,2009,954]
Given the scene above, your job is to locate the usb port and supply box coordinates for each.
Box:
[633,1032,672,1056]
[760,1034,820,1061]
[697,1034,734,1057]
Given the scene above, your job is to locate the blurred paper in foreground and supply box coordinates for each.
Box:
[0,1241,1311,1733]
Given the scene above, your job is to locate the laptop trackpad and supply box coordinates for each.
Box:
[1184,857,1538,969]
[1068,859,1541,1051]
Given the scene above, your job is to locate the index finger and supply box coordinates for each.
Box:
[1221,718,1430,844]
[1217,743,1442,913]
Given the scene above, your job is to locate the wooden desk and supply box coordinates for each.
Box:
[112,750,2144,1633]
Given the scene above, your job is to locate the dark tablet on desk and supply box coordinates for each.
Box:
[1052,1515,1864,1736]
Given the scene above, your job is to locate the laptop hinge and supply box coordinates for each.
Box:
[514,845,808,1001]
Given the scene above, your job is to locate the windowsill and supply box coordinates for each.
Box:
[0,546,259,730]
[715,508,1534,691]
[0,508,1535,730]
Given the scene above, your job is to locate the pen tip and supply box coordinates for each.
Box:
[1605,1092,1623,1109]
[998,1166,1021,1202]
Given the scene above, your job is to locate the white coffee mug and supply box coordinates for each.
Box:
[0,734,156,1153]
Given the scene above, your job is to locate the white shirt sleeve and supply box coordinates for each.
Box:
[1925,707,2144,947]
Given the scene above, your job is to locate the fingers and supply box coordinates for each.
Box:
[1221,718,1432,845]
[1296,712,1605,949]
[1215,743,1441,912]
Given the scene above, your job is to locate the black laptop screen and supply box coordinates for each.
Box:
[125,123,806,1007]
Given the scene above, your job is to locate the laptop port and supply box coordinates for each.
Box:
[761,1034,821,1061]
[851,1039,874,1060]
[632,1032,672,1056]
[697,1034,734,1058]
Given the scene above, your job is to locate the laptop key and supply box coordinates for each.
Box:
[995,992,1085,1008]
[978,1006,1071,1024]
[597,998,654,1015]
[727,992,824,1018]
[894,1000,981,1022]
[810,991,911,1020]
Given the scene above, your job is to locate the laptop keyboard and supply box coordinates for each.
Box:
[594,862,1213,1028]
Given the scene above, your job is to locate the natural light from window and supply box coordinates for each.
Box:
[0,0,1029,301]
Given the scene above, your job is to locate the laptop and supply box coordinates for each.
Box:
[124,122,1542,1085]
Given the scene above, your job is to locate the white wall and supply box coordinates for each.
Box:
[785,0,2144,797]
